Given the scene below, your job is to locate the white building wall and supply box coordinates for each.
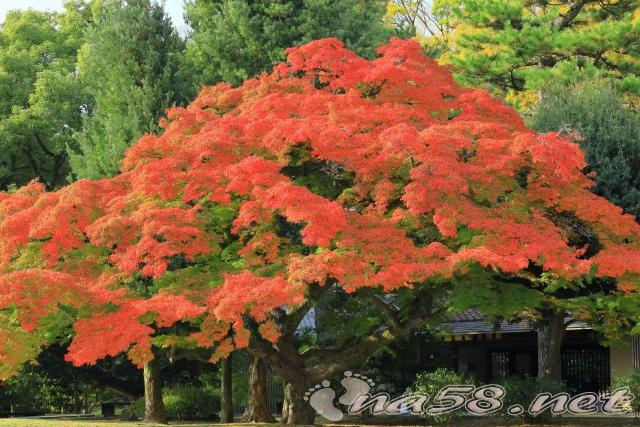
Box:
[610,337,634,380]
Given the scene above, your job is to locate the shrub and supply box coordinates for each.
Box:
[163,384,220,421]
[126,398,144,420]
[612,370,640,416]
[500,375,566,423]
[408,368,475,424]
[126,385,220,421]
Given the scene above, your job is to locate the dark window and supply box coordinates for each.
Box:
[562,347,610,394]
[490,351,511,381]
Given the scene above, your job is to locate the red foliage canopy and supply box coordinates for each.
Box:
[1,38,639,373]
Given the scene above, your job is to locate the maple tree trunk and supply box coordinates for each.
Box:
[245,288,442,424]
[220,354,233,423]
[143,356,166,424]
[537,308,565,382]
[281,382,316,425]
[241,354,276,423]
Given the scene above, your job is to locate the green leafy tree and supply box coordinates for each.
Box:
[439,0,640,110]
[184,0,392,86]
[0,4,89,190]
[68,0,188,180]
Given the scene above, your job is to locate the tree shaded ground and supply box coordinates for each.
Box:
[0,415,638,427]
[0,417,639,427]
[0,421,270,427]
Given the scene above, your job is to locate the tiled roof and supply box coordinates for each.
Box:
[448,308,485,322]
[294,307,591,337]
[443,309,591,335]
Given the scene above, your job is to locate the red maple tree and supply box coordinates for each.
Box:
[1,38,639,423]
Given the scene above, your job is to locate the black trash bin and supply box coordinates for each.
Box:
[101,401,116,417]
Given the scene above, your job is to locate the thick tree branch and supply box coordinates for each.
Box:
[168,347,212,364]
[308,299,446,380]
[365,294,401,333]
[277,280,335,337]
[564,317,579,329]
[34,132,58,158]
[83,368,143,401]
[22,146,41,181]
[556,0,589,29]
[304,287,446,379]
[246,283,447,387]
[49,152,67,190]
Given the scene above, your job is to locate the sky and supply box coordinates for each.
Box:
[0,0,187,30]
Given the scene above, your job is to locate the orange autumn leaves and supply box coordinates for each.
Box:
[0,37,639,373]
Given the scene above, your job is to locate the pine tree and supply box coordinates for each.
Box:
[438,0,640,110]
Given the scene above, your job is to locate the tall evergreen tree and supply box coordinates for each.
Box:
[68,0,187,180]
[530,80,640,220]
[184,0,392,86]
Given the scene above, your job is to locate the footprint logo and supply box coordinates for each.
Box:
[339,371,375,405]
[304,371,376,421]
[304,380,343,421]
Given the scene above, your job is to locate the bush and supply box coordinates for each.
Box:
[408,368,475,424]
[612,370,640,416]
[126,398,144,420]
[127,385,220,421]
[163,384,219,421]
[500,375,566,423]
